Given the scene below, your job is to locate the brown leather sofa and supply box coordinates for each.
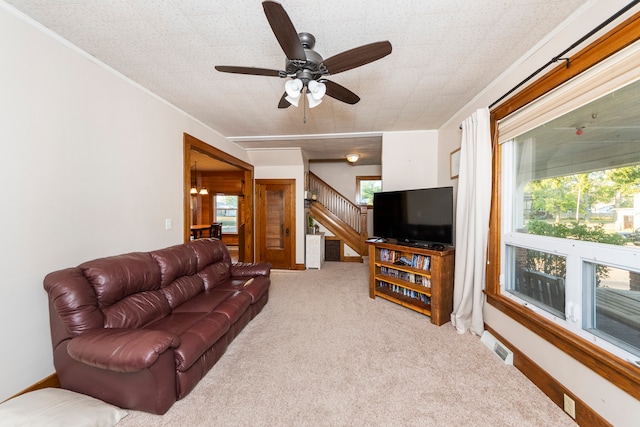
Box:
[43,238,271,414]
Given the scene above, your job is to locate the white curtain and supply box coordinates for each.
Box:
[450,108,493,336]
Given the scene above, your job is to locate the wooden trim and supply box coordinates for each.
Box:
[492,10,640,122]
[485,326,612,427]
[487,10,640,404]
[486,294,640,400]
[4,374,60,402]
[485,125,502,296]
[183,133,254,262]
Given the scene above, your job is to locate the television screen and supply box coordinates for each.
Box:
[373,187,453,246]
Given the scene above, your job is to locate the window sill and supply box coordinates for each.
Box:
[486,292,640,400]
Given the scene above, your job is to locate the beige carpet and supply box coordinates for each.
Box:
[118,261,577,427]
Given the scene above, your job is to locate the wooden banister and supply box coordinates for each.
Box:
[308,172,368,255]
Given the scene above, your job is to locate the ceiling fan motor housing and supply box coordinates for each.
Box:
[285,32,326,84]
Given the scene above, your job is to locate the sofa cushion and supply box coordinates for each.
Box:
[145,312,208,337]
[102,290,171,329]
[216,276,270,303]
[169,312,230,372]
[172,289,235,314]
[212,292,252,324]
[160,275,204,309]
[79,253,161,308]
[150,245,198,287]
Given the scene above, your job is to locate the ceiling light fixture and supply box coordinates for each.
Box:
[346,153,360,163]
[306,80,326,109]
[285,78,303,107]
[285,78,326,110]
[190,162,209,195]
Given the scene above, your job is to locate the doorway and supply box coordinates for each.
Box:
[255,179,295,269]
[183,133,254,262]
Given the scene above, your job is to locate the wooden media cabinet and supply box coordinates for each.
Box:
[367,240,455,326]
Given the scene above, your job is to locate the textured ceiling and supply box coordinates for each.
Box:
[5,0,591,165]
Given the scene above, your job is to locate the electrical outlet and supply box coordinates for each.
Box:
[563,394,576,419]
[165,218,172,230]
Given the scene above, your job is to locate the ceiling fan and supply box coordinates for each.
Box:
[215,1,392,109]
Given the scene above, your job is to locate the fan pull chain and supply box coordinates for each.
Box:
[303,87,307,124]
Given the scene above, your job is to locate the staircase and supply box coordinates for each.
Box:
[307,172,368,256]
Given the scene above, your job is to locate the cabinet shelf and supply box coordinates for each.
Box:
[375,275,431,297]
[367,240,454,326]
[376,260,432,278]
[375,286,431,316]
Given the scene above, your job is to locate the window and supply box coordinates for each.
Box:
[488,18,640,400]
[356,176,382,207]
[214,195,238,233]
[501,74,640,360]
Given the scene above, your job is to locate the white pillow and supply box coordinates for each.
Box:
[0,388,127,427]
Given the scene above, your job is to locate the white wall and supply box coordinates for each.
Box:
[0,5,250,401]
[381,130,439,191]
[439,1,640,425]
[247,148,306,266]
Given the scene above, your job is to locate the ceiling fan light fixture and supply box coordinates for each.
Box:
[285,95,300,107]
[307,92,322,108]
[307,80,326,100]
[346,153,360,163]
[285,78,303,104]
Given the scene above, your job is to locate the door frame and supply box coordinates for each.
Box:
[255,179,296,269]
[183,133,254,262]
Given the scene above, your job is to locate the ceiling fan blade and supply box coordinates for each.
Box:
[323,41,392,75]
[262,1,306,61]
[215,65,285,77]
[324,80,360,105]
[278,92,291,109]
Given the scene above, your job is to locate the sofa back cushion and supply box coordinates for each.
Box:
[150,244,206,309]
[80,253,162,307]
[102,290,171,329]
[79,252,166,328]
[186,239,232,290]
[160,275,205,310]
[150,244,198,287]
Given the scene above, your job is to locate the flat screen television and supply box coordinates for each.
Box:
[373,187,453,247]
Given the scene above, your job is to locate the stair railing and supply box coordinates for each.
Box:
[307,172,368,253]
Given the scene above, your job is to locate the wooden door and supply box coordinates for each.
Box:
[256,179,295,269]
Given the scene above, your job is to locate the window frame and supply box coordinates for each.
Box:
[356,175,382,208]
[487,11,640,401]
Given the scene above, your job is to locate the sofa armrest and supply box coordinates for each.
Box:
[67,328,180,373]
[230,262,272,277]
